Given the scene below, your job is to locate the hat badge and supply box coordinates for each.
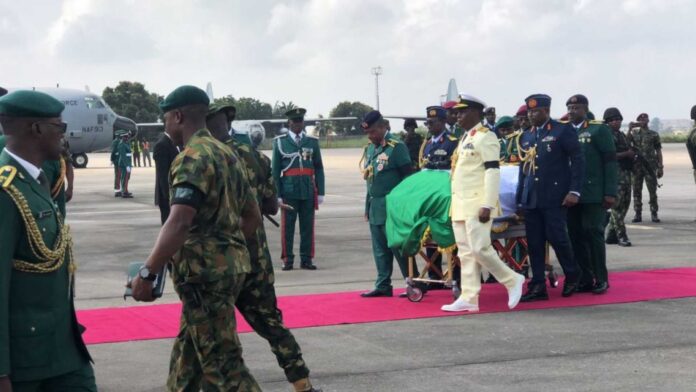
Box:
[361,122,369,129]
[528,99,537,108]
[429,109,437,117]
[570,96,577,103]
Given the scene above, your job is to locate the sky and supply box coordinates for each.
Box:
[2,0,696,121]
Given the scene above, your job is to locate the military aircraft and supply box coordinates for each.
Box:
[383,78,460,124]
[0,86,137,168]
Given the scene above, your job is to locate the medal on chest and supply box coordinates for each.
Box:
[375,152,389,172]
[302,147,314,161]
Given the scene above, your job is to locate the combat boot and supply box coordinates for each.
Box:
[631,213,642,223]
[651,212,660,223]
[617,235,632,247]
[605,230,618,245]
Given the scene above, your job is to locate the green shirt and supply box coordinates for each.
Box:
[0,152,90,382]
[271,132,325,200]
[574,120,618,203]
[362,134,411,225]
[117,140,132,168]
[687,125,696,169]
[169,129,253,283]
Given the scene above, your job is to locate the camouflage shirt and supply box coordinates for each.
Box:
[169,128,253,283]
[226,138,277,272]
[627,127,661,164]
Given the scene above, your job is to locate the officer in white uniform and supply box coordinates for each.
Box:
[442,95,525,312]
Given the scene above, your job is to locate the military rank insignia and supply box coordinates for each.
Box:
[578,132,591,143]
[434,149,447,156]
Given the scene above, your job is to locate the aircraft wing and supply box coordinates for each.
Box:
[256,116,357,123]
[383,115,427,121]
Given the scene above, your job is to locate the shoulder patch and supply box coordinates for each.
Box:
[478,126,490,133]
[0,165,18,189]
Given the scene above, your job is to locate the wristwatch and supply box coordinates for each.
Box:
[138,265,157,282]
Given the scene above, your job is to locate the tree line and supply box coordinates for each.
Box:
[102,81,374,136]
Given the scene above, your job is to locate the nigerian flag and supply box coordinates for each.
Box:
[385,170,455,256]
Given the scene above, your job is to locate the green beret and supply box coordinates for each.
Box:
[285,108,307,120]
[159,85,210,113]
[207,102,236,119]
[495,115,514,129]
[0,90,65,118]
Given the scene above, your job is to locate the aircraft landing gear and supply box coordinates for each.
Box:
[72,153,88,168]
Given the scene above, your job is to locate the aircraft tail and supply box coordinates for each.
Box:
[446,78,458,102]
[206,82,214,101]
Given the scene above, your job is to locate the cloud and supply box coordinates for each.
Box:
[2,0,696,120]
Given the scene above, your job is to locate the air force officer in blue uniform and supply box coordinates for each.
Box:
[517,94,585,302]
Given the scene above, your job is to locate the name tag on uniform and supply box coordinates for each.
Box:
[37,210,53,219]
[541,136,556,142]
[434,149,447,156]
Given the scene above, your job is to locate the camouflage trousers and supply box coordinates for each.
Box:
[632,167,658,214]
[608,169,632,238]
[168,274,261,392]
[237,267,310,383]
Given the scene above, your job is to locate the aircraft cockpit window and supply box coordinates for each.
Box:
[84,96,105,109]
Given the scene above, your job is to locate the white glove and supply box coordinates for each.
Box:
[126,166,132,173]
[278,198,284,206]
[318,195,324,205]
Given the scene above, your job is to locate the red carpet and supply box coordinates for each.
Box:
[78,267,696,345]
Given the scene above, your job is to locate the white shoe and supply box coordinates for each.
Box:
[441,297,479,312]
[507,273,525,309]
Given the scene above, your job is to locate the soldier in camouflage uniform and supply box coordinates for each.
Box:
[688,106,696,220]
[130,86,262,392]
[604,108,635,246]
[627,113,663,223]
[400,118,423,170]
[207,104,321,392]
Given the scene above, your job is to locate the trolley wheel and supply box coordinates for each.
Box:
[406,286,424,302]
[548,270,559,288]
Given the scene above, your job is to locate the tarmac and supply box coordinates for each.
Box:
[66,144,695,391]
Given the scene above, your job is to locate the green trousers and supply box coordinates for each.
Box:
[632,167,658,214]
[281,198,315,264]
[12,362,96,392]
[568,203,608,284]
[369,223,413,291]
[608,169,632,238]
[236,268,310,383]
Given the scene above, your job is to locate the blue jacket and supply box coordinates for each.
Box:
[420,131,458,170]
[516,119,585,209]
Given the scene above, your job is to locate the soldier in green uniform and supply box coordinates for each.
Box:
[604,108,635,247]
[110,132,122,196]
[687,106,696,206]
[207,104,321,392]
[359,110,420,297]
[129,85,262,391]
[566,95,618,295]
[0,90,96,392]
[271,108,325,271]
[400,118,423,169]
[117,132,134,198]
[495,115,520,163]
[443,101,464,138]
[627,113,663,223]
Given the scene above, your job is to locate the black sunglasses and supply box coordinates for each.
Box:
[34,121,67,134]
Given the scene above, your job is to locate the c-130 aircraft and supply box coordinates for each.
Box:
[0,86,137,168]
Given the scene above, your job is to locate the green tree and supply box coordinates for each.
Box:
[102,81,161,123]
[272,101,298,118]
[329,101,373,135]
[234,97,273,120]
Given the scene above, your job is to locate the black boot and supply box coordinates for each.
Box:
[632,213,642,223]
[282,262,294,271]
[617,235,632,247]
[520,283,548,302]
[300,260,317,270]
[605,230,618,244]
[651,212,660,223]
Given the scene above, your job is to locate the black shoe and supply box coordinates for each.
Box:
[562,280,579,297]
[576,282,595,293]
[281,262,293,271]
[651,213,660,223]
[592,281,609,294]
[360,289,393,298]
[632,214,642,223]
[617,236,632,247]
[114,191,122,197]
[521,284,548,302]
[605,233,618,244]
[300,261,317,270]
[122,192,134,198]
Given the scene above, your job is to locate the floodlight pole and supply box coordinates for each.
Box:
[371,66,383,111]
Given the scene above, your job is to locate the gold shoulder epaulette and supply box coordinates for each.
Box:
[0,165,18,189]
[386,139,398,147]
[478,126,490,133]
[589,120,604,125]
[505,130,521,140]
[447,134,458,141]
[306,135,319,140]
